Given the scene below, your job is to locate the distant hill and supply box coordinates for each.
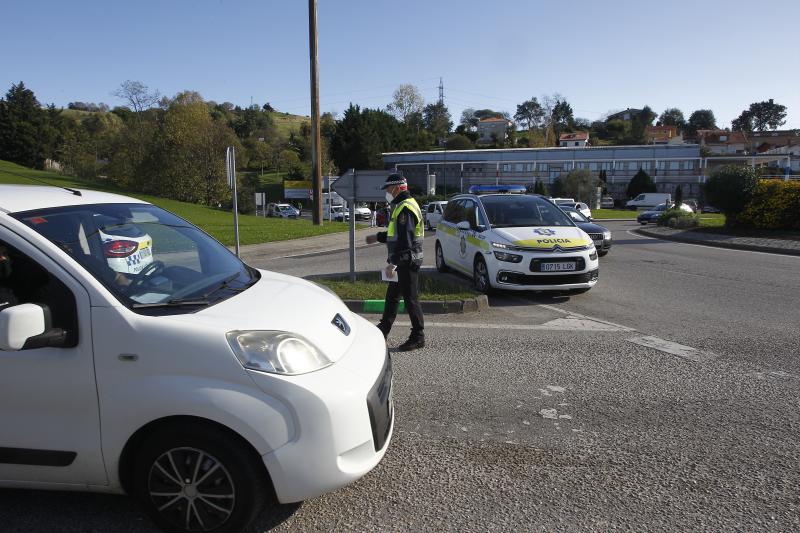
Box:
[268,111,310,138]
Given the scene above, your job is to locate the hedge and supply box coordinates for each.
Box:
[737,180,800,230]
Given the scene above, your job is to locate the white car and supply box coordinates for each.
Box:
[329,205,350,222]
[354,204,372,221]
[267,203,298,218]
[424,201,448,230]
[435,186,599,294]
[0,185,393,533]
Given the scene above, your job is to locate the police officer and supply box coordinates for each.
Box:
[365,174,425,351]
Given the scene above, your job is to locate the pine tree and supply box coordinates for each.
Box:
[0,81,49,168]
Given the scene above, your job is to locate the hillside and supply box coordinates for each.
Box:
[0,160,347,246]
[268,111,310,138]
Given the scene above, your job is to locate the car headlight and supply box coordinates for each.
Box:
[226,330,332,375]
[603,230,612,240]
[491,241,519,251]
[493,250,523,263]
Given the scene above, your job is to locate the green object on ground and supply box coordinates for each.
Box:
[363,300,406,313]
[698,214,726,228]
[316,272,476,301]
[0,160,350,246]
[592,209,637,219]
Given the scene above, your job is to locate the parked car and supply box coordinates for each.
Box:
[626,193,672,210]
[329,205,350,222]
[267,203,298,218]
[600,196,615,209]
[683,199,699,212]
[636,202,692,224]
[560,207,612,257]
[424,201,448,230]
[701,204,721,213]
[354,204,372,221]
[0,184,393,533]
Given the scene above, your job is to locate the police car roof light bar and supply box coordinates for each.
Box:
[468,184,526,195]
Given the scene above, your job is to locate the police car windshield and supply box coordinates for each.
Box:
[12,203,258,315]
[481,195,575,228]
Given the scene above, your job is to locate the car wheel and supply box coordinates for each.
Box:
[435,241,449,273]
[473,256,493,295]
[133,422,270,533]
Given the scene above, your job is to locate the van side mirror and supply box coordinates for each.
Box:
[0,304,48,351]
[456,221,471,231]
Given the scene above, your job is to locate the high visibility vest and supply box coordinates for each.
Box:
[386,197,424,263]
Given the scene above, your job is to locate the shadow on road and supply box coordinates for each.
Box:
[0,488,299,533]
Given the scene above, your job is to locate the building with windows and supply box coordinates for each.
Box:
[645,125,682,145]
[559,132,589,147]
[476,117,513,144]
[697,130,748,154]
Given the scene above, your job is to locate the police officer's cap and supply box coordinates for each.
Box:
[380,173,407,190]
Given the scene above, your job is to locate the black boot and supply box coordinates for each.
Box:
[397,334,425,351]
[376,322,390,339]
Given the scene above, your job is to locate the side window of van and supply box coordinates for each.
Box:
[443,201,466,224]
[635,194,645,201]
[427,204,436,214]
[0,239,79,348]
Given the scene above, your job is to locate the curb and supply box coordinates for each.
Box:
[635,228,800,257]
[342,296,489,314]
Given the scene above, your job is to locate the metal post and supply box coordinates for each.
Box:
[308,0,323,225]
[349,170,357,282]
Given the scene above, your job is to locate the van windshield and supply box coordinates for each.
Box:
[12,203,258,314]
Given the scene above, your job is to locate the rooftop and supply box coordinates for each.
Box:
[559,132,589,141]
[0,184,146,214]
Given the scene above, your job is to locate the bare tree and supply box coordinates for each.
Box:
[387,84,425,123]
[112,80,161,113]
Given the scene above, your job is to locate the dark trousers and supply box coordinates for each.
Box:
[379,264,424,337]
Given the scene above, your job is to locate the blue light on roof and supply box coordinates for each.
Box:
[468,184,527,195]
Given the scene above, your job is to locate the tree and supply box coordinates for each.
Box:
[445,134,473,150]
[533,179,547,195]
[423,102,452,140]
[628,105,656,144]
[626,169,656,198]
[112,80,160,113]
[387,84,425,123]
[459,108,478,129]
[685,109,717,137]
[704,165,759,225]
[731,99,787,132]
[0,82,51,168]
[514,97,545,133]
[658,108,686,131]
[674,184,683,208]
[552,99,574,139]
[561,169,597,204]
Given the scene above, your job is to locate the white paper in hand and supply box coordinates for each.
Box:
[381,266,398,283]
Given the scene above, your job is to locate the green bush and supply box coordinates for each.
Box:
[737,179,800,230]
[627,169,656,199]
[704,165,759,225]
[658,208,698,229]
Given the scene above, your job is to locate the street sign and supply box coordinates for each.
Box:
[331,169,393,201]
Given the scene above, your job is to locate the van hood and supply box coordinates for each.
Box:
[166,270,358,362]
[492,226,591,250]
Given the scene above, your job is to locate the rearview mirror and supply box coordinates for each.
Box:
[456,221,471,231]
[0,304,48,351]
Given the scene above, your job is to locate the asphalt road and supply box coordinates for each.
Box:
[2,221,798,532]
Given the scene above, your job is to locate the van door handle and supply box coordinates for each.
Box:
[118,353,139,362]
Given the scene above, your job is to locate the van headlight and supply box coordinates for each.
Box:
[226,330,332,375]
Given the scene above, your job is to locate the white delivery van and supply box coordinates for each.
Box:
[0,185,393,533]
[625,193,671,210]
[424,201,448,230]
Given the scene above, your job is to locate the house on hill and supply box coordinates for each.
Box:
[697,130,748,154]
[645,125,682,145]
[606,108,642,122]
[559,132,589,147]
[476,117,513,144]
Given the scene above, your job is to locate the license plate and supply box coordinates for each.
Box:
[593,239,603,246]
[139,246,152,259]
[541,261,576,272]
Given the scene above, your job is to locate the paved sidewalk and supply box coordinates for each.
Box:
[233,226,380,263]
[637,225,800,256]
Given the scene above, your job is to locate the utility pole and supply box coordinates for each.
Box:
[308,0,323,225]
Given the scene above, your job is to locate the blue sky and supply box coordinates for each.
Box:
[2,0,798,129]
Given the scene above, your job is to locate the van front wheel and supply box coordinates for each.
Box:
[133,422,270,533]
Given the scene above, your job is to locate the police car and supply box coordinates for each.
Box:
[435,185,599,294]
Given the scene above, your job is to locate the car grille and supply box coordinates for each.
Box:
[497,269,599,286]
[587,233,603,241]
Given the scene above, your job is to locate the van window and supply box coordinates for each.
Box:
[443,201,466,224]
[0,239,79,347]
[635,194,645,200]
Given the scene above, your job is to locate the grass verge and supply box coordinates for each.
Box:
[0,160,350,246]
[592,209,637,219]
[316,272,477,301]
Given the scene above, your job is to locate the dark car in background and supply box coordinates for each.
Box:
[560,206,613,257]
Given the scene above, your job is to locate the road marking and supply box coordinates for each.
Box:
[393,315,629,332]
[537,303,636,331]
[626,229,800,259]
[626,335,717,363]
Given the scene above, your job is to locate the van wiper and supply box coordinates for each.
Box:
[202,272,245,298]
[131,298,210,309]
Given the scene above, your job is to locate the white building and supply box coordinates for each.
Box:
[476,117,513,144]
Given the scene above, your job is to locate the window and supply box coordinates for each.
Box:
[669,161,680,170]
[463,200,478,229]
[720,135,727,141]
[657,161,667,170]
[538,163,548,172]
[628,161,638,170]
[577,162,587,169]
[685,160,695,170]
[443,201,466,224]
[641,161,652,170]
[0,239,79,348]
[480,195,574,227]
[574,141,580,147]
[428,204,436,214]
[514,163,524,172]
[525,163,534,172]
[615,161,626,170]
[600,162,612,170]
[589,162,598,171]
[502,164,510,172]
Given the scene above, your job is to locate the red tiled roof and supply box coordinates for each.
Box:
[697,129,747,144]
[478,117,510,123]
[559,132,589,141]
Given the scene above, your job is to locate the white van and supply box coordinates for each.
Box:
[0,185,393,533]
[625,193,671,210]
[424,201,448,230]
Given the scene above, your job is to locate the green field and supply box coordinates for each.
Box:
[0,160,349,246]
[592,209,637,219]
[269,111,310,138]
[698,214,726,228]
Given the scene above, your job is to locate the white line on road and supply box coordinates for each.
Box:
[626,335,718,363]
[393,316,629,332]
